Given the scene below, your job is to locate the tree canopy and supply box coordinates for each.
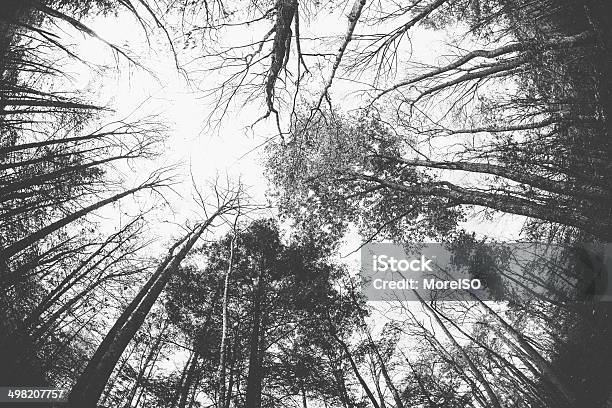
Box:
[1,0,611,407]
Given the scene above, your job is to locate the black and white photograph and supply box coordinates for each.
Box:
[1,0,611,407]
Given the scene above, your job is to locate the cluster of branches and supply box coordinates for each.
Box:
[0,0,186,392]
[84,222,599,408]
[261,0,612,407]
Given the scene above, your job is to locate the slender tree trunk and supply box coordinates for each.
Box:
[0,182,157,271]
[471,293,574,405]
[335,368,351,408]
[32,280,101,340]
[187,365,204,408]
[224,336,238,408]
[360,322,404,408]
[98,337,139,408]
[26,219,139,327]
[301,385,308,408]
[132,334,165,408]
[68,211,223,407]
[415,291,502,408]
[328,326,380,408]
[176,284,223,408]
[245,273,265,408]
[69,232,191,406]
[0,0,34,77]
[171,353,194,408]
[407,361,437,408]
[218,236,236,408]
[124,319,168,408]
[433,304,548,405]
[177,352,199,408]
[372,371,386,408]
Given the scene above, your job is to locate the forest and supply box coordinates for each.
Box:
[0,0,611,407]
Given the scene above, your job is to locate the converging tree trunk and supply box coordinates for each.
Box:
[245,270,265,408]
[218,235,236,408]
[68,204,234,407]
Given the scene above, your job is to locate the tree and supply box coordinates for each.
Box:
[162,218,365,408]
[67,178,245,408]
[1,0,176,388]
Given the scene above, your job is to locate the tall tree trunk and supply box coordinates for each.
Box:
[68,211,223,407]
[432,303,549,405]
[359,320,404,408]
[98,337,139,408]
[415,291,502,408]
[407,361,437,408]
[335,367,351,408]
[177,352,199,408]
[0,0,34,78]
[224,336,238,408]
[472,294,575,406]
[372,371,386,408]
[187,365,204,408]
[328,325,380,408]
[124,318,168,408]
[171,353,194,408]
[69,231,191,407]
[218,236,236,408]
[245,274,265,408]
[301,385,308,408]
[132,336,165,408]
[175,284,223,408]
